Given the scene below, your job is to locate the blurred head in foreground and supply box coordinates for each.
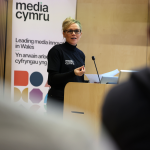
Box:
[102,66,150,150]
[0,83,99,150]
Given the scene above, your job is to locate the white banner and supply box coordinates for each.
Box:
[11,0,77,113]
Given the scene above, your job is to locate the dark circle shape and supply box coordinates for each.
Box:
[30,72,43,86]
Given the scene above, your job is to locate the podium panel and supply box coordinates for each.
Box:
[63,82,113,136]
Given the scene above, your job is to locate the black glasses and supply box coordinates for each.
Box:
[65,29,81,34]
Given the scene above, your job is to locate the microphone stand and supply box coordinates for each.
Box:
[92,56,101,84]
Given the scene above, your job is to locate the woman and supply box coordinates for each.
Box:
[47,17,85,116]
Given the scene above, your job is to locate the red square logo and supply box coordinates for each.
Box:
[14,71,28,86]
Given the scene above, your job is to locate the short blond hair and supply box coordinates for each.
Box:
[62,17,82,32]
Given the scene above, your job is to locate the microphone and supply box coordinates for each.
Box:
[92,56,101,83]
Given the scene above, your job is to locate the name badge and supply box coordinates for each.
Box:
[65,60,74,65]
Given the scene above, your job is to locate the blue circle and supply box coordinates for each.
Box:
[30,72,43,86]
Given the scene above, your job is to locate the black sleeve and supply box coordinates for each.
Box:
[48,70,75,84]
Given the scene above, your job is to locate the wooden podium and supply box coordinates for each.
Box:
[63,82,114,136]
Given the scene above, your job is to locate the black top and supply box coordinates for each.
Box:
[47,42,85,99]
[102,67,150,150]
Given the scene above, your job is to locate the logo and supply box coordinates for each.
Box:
[65,60,75,65]
[16,2,49,21]
[14,71,44,103]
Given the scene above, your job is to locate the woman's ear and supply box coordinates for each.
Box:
[63,31,66,38]
[79,32,82,40]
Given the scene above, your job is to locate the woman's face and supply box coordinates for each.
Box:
[63,23,82,46]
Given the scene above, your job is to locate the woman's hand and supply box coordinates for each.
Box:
[74,66,85,76]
